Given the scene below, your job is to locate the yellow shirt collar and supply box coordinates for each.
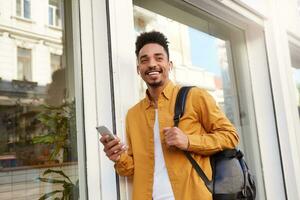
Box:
[144,80,175,109]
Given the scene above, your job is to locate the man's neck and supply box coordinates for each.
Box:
[147,81,169,108]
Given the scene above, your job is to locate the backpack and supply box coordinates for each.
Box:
[174,86,256,200]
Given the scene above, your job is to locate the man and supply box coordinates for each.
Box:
[100,31,239,200]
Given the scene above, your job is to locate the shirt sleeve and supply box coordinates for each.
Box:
[114,113,134,176]
[186,87,239,156]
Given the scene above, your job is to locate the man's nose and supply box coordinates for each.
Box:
[148,58,157,67]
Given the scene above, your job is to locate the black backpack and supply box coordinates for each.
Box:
[174,86,256,200]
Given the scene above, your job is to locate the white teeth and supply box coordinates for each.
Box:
[148,71,159,75]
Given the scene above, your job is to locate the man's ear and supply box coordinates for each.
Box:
[169,61,173,71]
[137,66,140,74]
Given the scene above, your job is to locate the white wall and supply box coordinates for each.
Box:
[0,33,15,80]
[280,0,300,36]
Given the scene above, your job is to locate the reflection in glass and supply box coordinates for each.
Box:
[0,0,81,199]
[49,6,54,25]
[24,0,31,19]
[51,53,62,73]
[16,0,22,17]
[16,0,31,19]
[49,0,62,27]
[17,47,32,81]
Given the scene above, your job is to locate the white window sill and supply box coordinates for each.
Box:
[47,24,63,31]
[11,15,35,24]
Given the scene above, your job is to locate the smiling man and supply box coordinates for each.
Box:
[100,31,239,200]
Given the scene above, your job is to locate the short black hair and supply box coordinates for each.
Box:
[135,31,169,59]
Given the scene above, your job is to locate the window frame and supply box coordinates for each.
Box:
[17,47,32,81]
[78,0,120,199]
[48,0,62,27]
[16,0,31,19]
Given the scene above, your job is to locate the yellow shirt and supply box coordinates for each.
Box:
[115,81,239,200]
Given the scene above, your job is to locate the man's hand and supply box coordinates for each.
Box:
[100,135,127,162]
[163,127,189,150]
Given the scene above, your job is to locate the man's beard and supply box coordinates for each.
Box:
[147,80,164,88]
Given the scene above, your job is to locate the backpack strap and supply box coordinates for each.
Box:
[174,86,213,192]
[174,86,193,127]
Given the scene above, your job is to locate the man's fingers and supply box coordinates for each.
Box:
[108,145,127,162]
[163,127,189,150]
[163,127,171,134]
[164,127,179,140]
[163,127,172,140]
[166,138,176,146]
[163,127,179,135]
[103,138,120,149]
[99,135,108,143]
[106,143,126,156]
[99,133,127,162]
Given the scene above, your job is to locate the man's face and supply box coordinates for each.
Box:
[137,43,172,89]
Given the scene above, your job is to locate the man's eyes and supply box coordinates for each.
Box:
[140,59,148,63]
[140,57,164,63]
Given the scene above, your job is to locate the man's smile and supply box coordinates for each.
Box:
[145,69,162,76]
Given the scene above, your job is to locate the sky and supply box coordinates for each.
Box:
[188,28,221,77]
[188,27,300,90]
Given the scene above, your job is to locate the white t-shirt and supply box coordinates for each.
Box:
[152,109,175,200]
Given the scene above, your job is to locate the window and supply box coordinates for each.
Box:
[16,0,31,19]
[48,0,62,27]
[51,53,62,73]
[1,1,86,199]
[17,47,32,81]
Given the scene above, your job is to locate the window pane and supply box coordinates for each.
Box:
[17,47,32,81]
[0,0,85,199]
[56,6,61,27]
[49,6,54,25]
[49,0,61,27]
[16,0,22,16]
[24,0,30,18]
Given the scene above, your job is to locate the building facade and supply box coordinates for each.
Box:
[0,0,300,199]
